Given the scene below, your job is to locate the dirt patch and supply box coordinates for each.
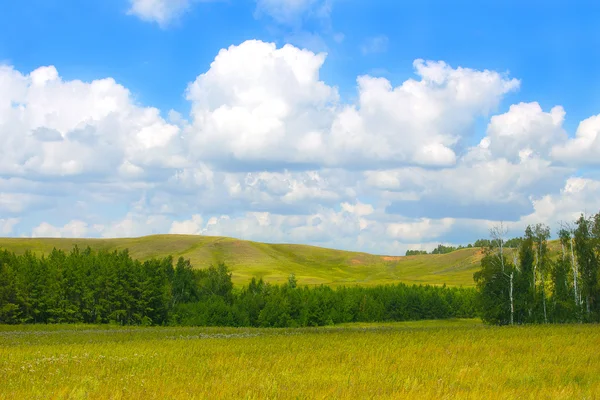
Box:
[350,259,363,265]
[381,256,402,261]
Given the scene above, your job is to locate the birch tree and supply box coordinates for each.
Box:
[574,214,598,317]
[533,224,550,323]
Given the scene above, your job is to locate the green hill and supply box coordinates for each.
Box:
[0,235,491,287]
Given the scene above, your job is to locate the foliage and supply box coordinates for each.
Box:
[0,246,477,327]
[405,250,428,256]
[474,211,600,325]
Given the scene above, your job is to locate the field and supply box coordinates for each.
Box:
[0,235,491,287]
[2,320,599,399]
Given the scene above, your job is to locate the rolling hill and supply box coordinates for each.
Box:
[0,235,490,287]
[1,235,563,287]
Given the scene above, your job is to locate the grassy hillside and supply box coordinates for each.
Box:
[0,235,562,287]
[0,235,489,287]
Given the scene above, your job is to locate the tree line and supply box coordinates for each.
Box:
[475,212,600,325]
[0,247,477,326]
[406,238,522,256]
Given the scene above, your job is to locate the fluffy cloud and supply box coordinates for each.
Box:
[127,0,194,27]
[386,218,455,242]
[552,114,600,166]
[186,40,336,167]
[518,177,600,228]
[32,220,93,238]
[2,40,600,253]
[367,99,575,221]
[0,65,183,179]
[170,214,204,234]
[186,42,519,168]
[486,102,567,161]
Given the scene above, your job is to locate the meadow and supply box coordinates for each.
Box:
[0,235,492,287]
[2,319,600,399]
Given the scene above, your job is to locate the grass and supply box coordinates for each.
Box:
[2,320,599,399]
[0,235,488,287]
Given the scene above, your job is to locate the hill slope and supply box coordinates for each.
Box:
[0,235,496,287]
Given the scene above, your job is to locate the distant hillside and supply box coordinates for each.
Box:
[0,235,561,287]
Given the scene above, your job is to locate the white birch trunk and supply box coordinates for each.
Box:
[570,236,579,306]
[510,271,514,325]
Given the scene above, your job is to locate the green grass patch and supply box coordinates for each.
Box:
[1,320,599,399]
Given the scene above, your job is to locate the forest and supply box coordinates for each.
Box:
[475,212,600,325]
[0,247,476,326]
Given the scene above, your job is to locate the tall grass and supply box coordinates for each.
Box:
[2,319,599,399]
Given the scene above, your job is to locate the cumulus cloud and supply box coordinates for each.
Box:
[2,40,600,253]
[486,102,567,161]
[0,64,183,179]
[552,114,600,166]
[517,177,600,228]
[185,42,519,168]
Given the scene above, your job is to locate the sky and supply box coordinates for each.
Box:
[1,0,600,254]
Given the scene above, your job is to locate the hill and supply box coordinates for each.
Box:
[0,235,490,287]
[0,235,562,287]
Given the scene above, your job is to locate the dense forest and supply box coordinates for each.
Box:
[0,247,476,326]
[475,212,600,325]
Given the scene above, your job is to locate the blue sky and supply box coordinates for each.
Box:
[1,0,599,254]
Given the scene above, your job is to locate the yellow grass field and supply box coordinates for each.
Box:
[2,319,599,399]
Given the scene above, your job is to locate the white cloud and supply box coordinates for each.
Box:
[99,213,172,238]
[486,102,567,161]
[360,35,389,55]
[517,177,600,228]
[32,220,92,238]
[170,214,203,234]
[552,114,600,166]
[186,42,519,168]
[0,218,19,235]
[3,40,600,253]
[186,40,337,165]
[386,218,455,242]
[0,64,183,179]
[127,0,194,28]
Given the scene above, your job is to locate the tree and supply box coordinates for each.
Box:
[574,214,599,318]
[559,225,580,308]
[533,224,551,323]
[288,273,297,289]
[172,257,198,306]
[474,251,516,325]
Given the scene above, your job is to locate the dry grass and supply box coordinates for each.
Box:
[2,319,599,399]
